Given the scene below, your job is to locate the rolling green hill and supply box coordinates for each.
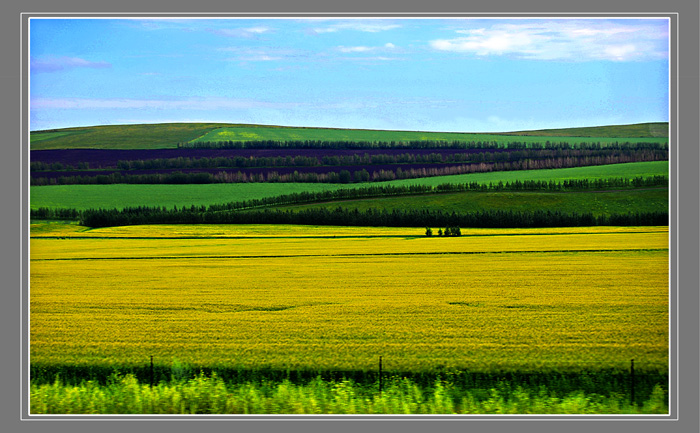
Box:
[30,123,230,150]
[504,122,668,138]
[261,188,668,217]
[30,122,669,150]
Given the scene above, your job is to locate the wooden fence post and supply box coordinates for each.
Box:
[379,356,383,396]
[630,359,635,406]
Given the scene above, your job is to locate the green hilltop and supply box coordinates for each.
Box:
[30,122,669,150]
[30,123,231,150]
[503,122,668,138]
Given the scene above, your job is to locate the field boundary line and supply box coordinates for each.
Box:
[30,248,670,261]
[29,229,668,240]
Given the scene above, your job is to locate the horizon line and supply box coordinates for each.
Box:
[29,120,670,135]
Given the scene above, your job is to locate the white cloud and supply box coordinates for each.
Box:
[433,30,539,55]
[31,56,111,73]
[31,97,303,110]
[128,19,201,31]
[243,26,270,34]
[236,55,281,62]
[602,44,637,61]
[312,21,400,34]
[220,47,305,62]
[338,46,373,53]
[431,20,668,61]
[337,43,398,54]
[209,26,273,38]
[345,56,399,62]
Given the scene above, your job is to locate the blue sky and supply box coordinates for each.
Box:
[29,17,669,132]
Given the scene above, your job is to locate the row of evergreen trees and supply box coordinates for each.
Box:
[77,206,668,229]
[31,148,667,172]
[201,175,668,213]
[182,139,669,151]
[31,152,668,186]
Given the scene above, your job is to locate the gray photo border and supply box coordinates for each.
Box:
[4,1,698,433]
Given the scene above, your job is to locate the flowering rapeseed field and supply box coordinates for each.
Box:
[30,224,668,374]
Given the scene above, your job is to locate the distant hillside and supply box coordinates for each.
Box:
[30,122,669,150]
[503,122,668,138]
[30,123,231,150]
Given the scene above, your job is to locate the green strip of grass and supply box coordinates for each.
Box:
[30,182,345,211]
[388,161,669,187]
[30,373,668,414]
[30,161,669,211]
[265,188,669,217]
[504,122,668,138]
[192,126,668,146]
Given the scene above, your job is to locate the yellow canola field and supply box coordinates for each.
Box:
[30,222,668,238]
[30,225,669,373]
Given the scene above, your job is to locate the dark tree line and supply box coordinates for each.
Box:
[202,175,668,212]
[182,139,668,151]
[76,206,668,229]
[31,152,668,186]
[31,207,82,220]
[31,148,667,172]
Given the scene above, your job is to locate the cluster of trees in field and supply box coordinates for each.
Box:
[76,206,668,229]
[30,148,667,172]
[425,227,462,237]
[30,152,667,186]
[29,176,669,222]
[183,139,669,151]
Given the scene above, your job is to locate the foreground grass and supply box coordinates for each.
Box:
[30,161,669,211]
[30,373,668,415]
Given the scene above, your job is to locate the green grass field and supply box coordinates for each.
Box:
[191,126,668,146]
[503,122,668,138]
[30,122,669,150]
[30,161,669,211]
[265,188,668,217]
[30,123,229,150]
